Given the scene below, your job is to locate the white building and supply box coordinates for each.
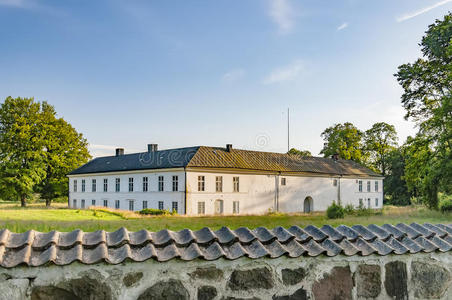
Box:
[68,144,383,215]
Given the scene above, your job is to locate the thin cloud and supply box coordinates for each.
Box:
[337,22,349,31]
[263,60,304,84]
[396,0,452,22]
[222,69,245,82]
[268,0,296,34]
[0,0,28,7]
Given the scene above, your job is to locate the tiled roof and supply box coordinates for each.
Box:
[69,146,381,177]
[1,223,451,268]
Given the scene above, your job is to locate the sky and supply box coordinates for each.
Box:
[1,0,451,158]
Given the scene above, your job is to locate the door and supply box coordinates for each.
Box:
[303,197,312,213]
[214,199,224,215]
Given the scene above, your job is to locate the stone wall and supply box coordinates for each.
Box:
[1,252,452,300]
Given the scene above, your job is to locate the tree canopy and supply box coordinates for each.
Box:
[364,122,398,176]
[395,13,452,208]
[320,122,364,162]
[0,97,90,206]
[288,148,312,156]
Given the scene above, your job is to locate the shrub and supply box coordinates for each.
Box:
[326,202,344,219]
[439,197,452,213]
[139,208,171,216]
[344,204,355,215]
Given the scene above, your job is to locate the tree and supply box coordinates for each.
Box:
[288,148,312,156]
[395,13,452,208]
[383,148,412,205]
[364,122,398,176]
[320,122,365,162]
[0,97,47,207]
[37,104,90,206]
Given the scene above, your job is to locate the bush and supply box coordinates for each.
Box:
[439,196,452,213]
[344,204,355,215]
[326,202,344,219]
[139,208,171,216]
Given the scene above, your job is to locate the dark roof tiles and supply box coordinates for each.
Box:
[1,223,452,268]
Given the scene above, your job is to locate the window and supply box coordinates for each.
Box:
[197,202,205,215]
[92,199,96,206]
[216,176,223,192]
[359,198,363,207]
[115,200,120,209]
[92,179,96,192]
[375,198,379,207]
[198,176,205,192]
[367,198,371,208]
[81,179,86,192]
[172,201,178,213]
[103,179,108,192]
[367,181,371,192]
[81,199,85,209]
[115,178,120,192]
[142,201,148,209]
[158,201,164,210]
[281,178,286,186]
[103,199,108,207]
[172,176,178,192]
[129,177,134,192]
[333,179,338,187]
[358,180,363,192]
[129,200,134,211]
[73,180,77,192]
[375,181,379,192]
[233,201,240,214]
[233,177,240,192]
[142,177,148,192]
[158,176,164,192]
[73,199,77,208]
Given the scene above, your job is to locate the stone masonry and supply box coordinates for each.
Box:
[0,251,451,300]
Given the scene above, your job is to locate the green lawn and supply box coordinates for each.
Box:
[0,203,451,233]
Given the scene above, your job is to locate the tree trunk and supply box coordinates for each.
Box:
[20,195,26,207]
[46,199,51,207]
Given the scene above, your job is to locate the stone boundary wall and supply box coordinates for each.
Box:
[1,252,452,300]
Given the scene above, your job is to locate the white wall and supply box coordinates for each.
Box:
[68,169,186,214]
[186,170,384,215]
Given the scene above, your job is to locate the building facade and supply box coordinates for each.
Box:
[68,144,383,215]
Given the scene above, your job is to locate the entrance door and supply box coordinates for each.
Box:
[214,200,224,214]
[303,197,312,213]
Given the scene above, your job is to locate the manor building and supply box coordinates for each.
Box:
[67,144,383,215]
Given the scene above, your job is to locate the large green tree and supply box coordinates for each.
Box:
[288,148,312,156]
[37,103,90,206]
[0,97,90,207]
[383,148,412,205]
[364,122,398,176]
[0,97,47,206]
[395,13,452,208]
[320,122,365,162]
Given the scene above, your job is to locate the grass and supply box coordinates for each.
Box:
[0,202,451,233]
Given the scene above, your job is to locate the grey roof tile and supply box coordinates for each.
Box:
[2,223,452,268]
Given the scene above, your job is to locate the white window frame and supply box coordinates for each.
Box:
[115,200,120,209]
[142,177,148,192]
[129,177,134,192]
[233,177,240,192]
[367,181,371,192]
[73,180,77,192]
[92,199,96,206]
[129,200,134,211]
[216,176,223,192]
[375,198,379,207]
[172,201,178,213]
[158,201,164,210]
[103,199,108,207]
[172,176,178,192]
[375,181,379,192]
[158,176,164,192]
[115,178,120,192]
[197,201,205,215]
[73,199,77,208]
[81,179,86,192]
[103,178,108,192]
[198,176,205,192]
[81,199,85,209]
[233,201,240,214]
[142,200,148,209]
[358,180,363,192]
[92,179,96,192]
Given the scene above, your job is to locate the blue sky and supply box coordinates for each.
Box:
[1,0,451,157]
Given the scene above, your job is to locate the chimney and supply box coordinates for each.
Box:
[148,144,158,152]
[226,144,233,152]
[115,148,124,156]
[332,153,339,161]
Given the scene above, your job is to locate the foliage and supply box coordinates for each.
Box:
[364,122,398,175]
[383,148,412,205]
[320,122,365,163]
[0,97,47,207]
[0,97,90,207]
[139,208,172,216]
[287,148,312,156]
[439,197,452,212]
[343,204,355,215]
[326,202,344,219]
[395,13,452,208]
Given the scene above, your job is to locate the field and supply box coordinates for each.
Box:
[0,201,451,233]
